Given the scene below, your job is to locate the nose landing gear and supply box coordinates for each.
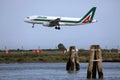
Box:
[32,24,34,28]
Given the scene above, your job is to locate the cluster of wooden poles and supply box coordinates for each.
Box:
[66,45,103,79]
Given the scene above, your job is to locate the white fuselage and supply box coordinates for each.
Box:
[24,15,96,27]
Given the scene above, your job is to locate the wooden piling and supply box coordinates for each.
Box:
[87,45,103,79]
[66,46,80,71]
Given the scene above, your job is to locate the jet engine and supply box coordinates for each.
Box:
[42,22,50,26]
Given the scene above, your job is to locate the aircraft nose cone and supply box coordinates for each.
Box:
[24,18,29,23]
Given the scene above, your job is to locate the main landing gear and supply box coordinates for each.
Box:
[55,27,60,30]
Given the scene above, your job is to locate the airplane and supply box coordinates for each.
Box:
[24,7,96,30]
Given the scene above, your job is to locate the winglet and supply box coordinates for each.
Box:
[79,7,96,23]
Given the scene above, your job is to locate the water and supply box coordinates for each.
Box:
[0,62,120,80]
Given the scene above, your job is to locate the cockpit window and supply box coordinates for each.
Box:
[27,17,29,19]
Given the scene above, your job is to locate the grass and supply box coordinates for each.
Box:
[0,50,120,63]
[0,53,68,63]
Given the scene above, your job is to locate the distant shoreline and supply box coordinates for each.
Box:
[0,50,120,63]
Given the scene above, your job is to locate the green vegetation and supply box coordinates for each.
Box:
[0,50,120,63]
[0,53,68,63]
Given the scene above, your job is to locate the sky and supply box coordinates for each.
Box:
[0,0,120,50]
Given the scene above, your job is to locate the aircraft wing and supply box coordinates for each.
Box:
[49,18,60,27]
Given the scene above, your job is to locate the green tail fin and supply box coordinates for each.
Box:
[79,7,96,23]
